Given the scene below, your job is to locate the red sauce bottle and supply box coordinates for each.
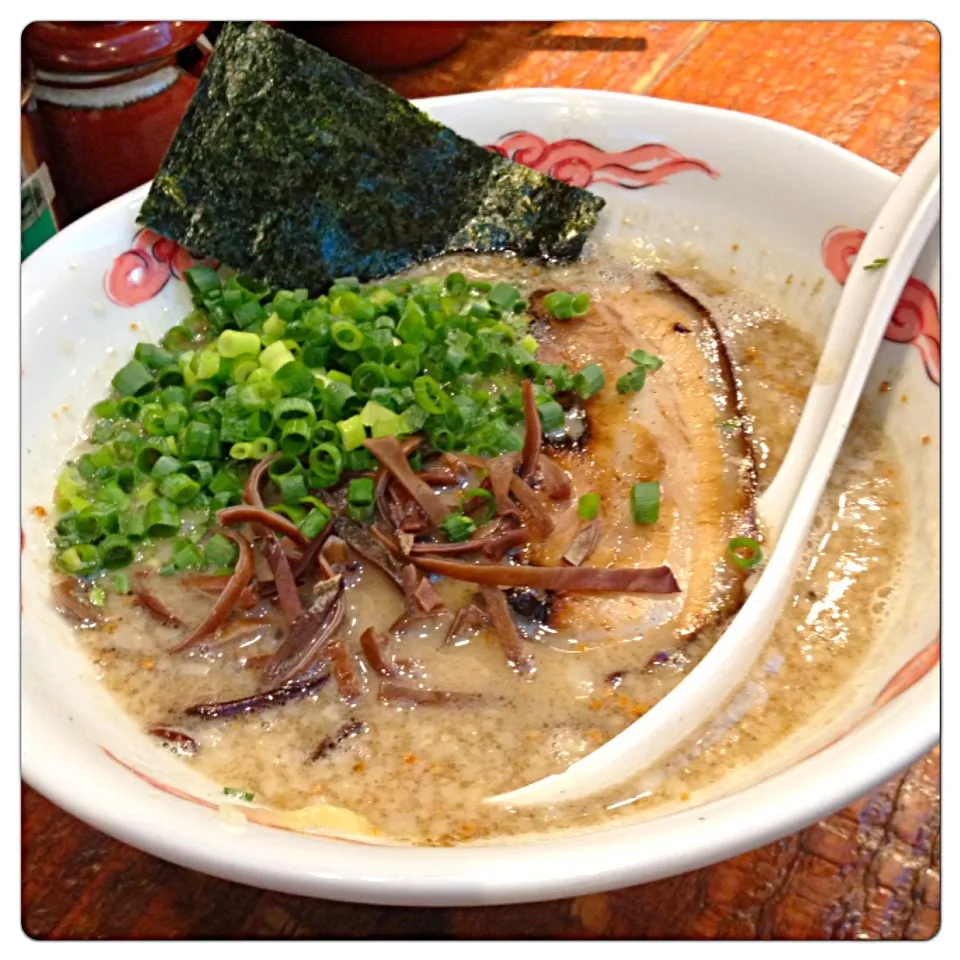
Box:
[23,21,209,222]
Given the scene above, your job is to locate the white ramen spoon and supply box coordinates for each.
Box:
[486,127,940,809]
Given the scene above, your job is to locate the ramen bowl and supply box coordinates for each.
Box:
[21,89,940,906]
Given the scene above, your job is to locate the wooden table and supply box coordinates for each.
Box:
[22,21,940,940]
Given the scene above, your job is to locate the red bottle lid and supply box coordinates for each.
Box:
[24,21,208,74]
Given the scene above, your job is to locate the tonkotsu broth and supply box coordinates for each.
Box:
[57,245,906,844]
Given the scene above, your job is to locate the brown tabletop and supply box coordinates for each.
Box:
[22,21,940,940]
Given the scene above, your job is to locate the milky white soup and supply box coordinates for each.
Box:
[49,247,905,845]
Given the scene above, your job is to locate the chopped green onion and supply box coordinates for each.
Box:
[234,300,266,327]
[574,364,605,399]
[337,414,366,451]
[578,492,600,520]
[537,400,565,433]
[217,330,261,358]
[204,533,239,568]
[352,361,388,397]
[327,369,353,386]
[249,437,278,460]
[194,348,221,381]
[359,400,403,438]
[617,349,663,395]
[209,491,240,512]
[275,473,309,504]
[209,468,243,494]
[117,396,143,419]
[172,537,204,571]
[57,544,98,575]
[161,385,189,407]
[184,265,221,300]
[159,473,201,505]
[113,573,131,594]
[427,425,457,452]
[542,290,590,320]
[626,349,664,372]
[140,402,166,436]
[359,400,395,427]
[414,375,449,415]
[151,455,182,480]
[119,513,146,539]
[299,505,332,539]
[76,506,117,540]
[445,272,466,295]
[347,502,375,523]
[728,536,763,570]
[331,319,364,351]
[231,359,259,383]
[133,481,156,504]
[273,360,315,396]
[385,344,420,384]
[181,421,213,460]
[88,585,107,607]
[313,420,340,445]
[397,301,427,344]
[461,488,495,523]
[308,443,344,487]
[279,418,312,456]
[273,396,316,425]
[99,534,135,570]
[268,455,303,481]
[262,313,286,338]
[134,443,165,475]
[630,482,661,525]
[616,367,648,395]
[223,787,255,802]
[439,511,476,543]
[272,503,308,524]
[863,257,889,271]
[144,498,181,538]
[115,467,136,495]
[93,399,118,419]
[229,442,255,460]
[344,449,376,474]
[348,477,375,507]
[489,283,521,310]
[163,403,190,434]
[259,339,296,374]
[111,360,154,397]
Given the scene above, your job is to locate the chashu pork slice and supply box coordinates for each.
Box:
[528,274,756,657]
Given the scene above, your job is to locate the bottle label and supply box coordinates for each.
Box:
[21,163,57,260]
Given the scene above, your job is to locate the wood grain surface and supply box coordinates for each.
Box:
[21,20,940,940]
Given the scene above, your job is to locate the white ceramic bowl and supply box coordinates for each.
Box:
[21,89,940,906]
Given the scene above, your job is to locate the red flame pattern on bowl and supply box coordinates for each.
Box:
[105,229,216,307]
[486,132,719,189]
[821,226,940,385]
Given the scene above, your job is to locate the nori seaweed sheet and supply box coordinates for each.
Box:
[138,21,606,293]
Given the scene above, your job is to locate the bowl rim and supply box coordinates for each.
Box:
[21,87,940,906]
